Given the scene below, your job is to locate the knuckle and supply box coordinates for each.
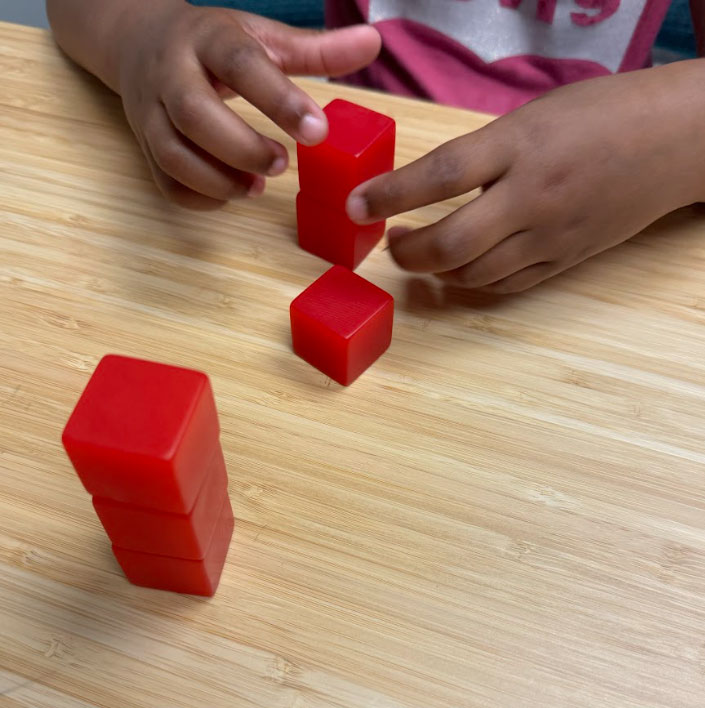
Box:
[388,240,413,270]
[427,144,467,194]
[217,177,248,201]
[365,177,403,217]
[220,38,263,83]
[169,90,205,133]
[190,10,237,46]
[204,180,236,202]
[192,11,219,35]
[237,139,275,173]
[152,139,187,178]
[270,97,306,132]
[452,263,482,288]
[541,163,572,192]
[526,187,564,224]
[429,229,468,270]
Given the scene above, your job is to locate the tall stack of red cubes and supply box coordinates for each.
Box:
[291,99,397,386]
[62,354,233,596]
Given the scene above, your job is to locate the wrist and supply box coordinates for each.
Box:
[99,0,181,93]
[656,59,705,205]
[48,0,184,94]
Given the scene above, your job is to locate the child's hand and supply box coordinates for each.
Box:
[346,63,705,292]
[114,1,380,209]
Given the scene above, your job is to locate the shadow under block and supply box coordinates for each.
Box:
[93,447,228,559]
[113,496,234,596]
[297,98,396,210]
[62,354,221,513]
[290,265,394,386]
[296,191,385,270]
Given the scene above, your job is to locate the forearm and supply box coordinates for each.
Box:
[652,57,705,204]
[46,0,178,92]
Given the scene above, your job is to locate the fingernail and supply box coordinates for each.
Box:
[387,226,411,242]
[268,156,287,176]
[299,113,327,145]
[247,176,265,198]
[346,193,368,223]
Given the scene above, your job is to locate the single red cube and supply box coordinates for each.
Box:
[297,99,395,209]
[62,354,221,513]
[112,496,234,596]
[296,191,385,270]
[290,265,394,386]
[93,446,228,559]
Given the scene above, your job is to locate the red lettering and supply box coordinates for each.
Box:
[499,0,557,24]
[571,0,620,26]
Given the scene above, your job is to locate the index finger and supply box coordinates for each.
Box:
[199,30,328,147]
[162,59,288,176]
[346,127,510,224]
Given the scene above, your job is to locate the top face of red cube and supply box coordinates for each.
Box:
[63,355,212,460]
[322,99,396,158]
[290,265,392,339]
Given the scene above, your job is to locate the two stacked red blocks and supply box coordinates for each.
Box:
[62,355,233,596]
[297,99,396,270]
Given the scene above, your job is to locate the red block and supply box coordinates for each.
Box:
[297,99,395,209]
[62,354,220,513]
[93,447,228,559]
[290,265,394,386]
[296,191,385,270]
[113,496,234,596]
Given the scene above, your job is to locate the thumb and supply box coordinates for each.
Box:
[245,20,382,77]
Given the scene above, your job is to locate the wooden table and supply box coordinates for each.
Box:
[3,21,705,708]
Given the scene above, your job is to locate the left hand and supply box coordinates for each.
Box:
[346,62,705,293]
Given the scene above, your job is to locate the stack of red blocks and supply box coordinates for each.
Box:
[62,354,233,596]
[291,100,397,386]
[296,99,396,271]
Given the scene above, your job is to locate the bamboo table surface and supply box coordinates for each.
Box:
[3,20,705,708]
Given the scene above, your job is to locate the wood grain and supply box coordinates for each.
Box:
[3,21,705,708]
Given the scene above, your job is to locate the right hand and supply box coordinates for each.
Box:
[115,1,381,209]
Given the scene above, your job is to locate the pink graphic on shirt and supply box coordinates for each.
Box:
[500,0,557,25]
[326,0,671,114]
[571,0,620,26]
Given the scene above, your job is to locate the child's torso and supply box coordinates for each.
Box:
[326,0,673,113]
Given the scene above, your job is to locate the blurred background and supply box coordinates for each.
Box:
[0,0,695,66]
[0,0,48,28]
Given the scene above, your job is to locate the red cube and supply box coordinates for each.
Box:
[297,99,395,209]
[62,355,220,513]
[113,496,234,596]
[290,265,394,386]
[296,191,385,270]
[93,447,228,559]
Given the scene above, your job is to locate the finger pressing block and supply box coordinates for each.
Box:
[297,99,396,210]
[290,265,394,386]
[296,99,395,269]
[296,191,385,271]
